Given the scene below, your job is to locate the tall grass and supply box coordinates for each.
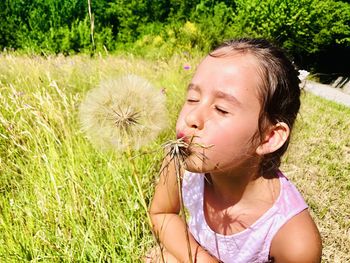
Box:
[0,53,196,262]
[0,53,349,262]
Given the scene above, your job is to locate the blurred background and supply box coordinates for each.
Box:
[1,0,349,81]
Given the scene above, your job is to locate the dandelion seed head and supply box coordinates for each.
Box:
[79,74,168,151]
[162,136,213,172]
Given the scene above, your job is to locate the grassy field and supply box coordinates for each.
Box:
[0,54,349,262]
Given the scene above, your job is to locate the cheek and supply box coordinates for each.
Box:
[210,121,259,150]
[175,114,185,133]
[175,106,188,130]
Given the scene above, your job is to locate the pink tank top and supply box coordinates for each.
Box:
[182,170,308,263]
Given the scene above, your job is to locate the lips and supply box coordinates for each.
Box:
[176,132,195,145]
[176,131,185,139]
[176,132,201,149]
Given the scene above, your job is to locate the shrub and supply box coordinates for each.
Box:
[192,1,236,51]
[231,0,350,73]
[1,0,349,74]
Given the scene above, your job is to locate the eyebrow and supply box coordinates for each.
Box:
[187,83,242,107]
[187,83,200,92]
[215,90,242,107]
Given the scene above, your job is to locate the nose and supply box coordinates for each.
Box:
[185,106,204,130]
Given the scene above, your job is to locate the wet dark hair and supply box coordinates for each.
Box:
[210,38,301,176]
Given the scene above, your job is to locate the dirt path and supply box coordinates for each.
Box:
[303,80,350,107]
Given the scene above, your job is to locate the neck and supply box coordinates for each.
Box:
[206,161,263,206]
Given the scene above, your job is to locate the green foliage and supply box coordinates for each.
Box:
[0,0,27,49]
[192,1,236,50]
[232,0,349,51]
[0,0,349,73]
[230,0,350,72]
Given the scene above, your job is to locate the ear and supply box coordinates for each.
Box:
[256,122,290,156]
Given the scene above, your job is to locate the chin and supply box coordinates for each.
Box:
[183,157,216,174]
[184,166,204,174]
[183,159,204,173]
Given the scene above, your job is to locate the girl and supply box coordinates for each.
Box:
[149,38,322,263]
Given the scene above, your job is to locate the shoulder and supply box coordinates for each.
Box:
[270,209,322,263]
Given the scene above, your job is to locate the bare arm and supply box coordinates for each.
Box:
[270,210,322,263]
[149,157,218,262]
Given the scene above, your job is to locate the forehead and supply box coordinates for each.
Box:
[188,52,263,111]
[192,51,262,94]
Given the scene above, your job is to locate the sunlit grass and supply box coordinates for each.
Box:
[0,53,349,262]
[0,53,195,262]
[283,92,350,263]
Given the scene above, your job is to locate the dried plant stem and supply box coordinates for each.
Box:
[87,0,95,53]
[174,155,193,263]
[161,137,213,263]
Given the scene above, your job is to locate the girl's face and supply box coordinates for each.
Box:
[176,52,263,175]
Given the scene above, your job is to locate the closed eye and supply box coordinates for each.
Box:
[215,106,229,115]
[187,98,199,103]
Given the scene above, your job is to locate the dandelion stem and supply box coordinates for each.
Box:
[174,155,193,263]
[87,0,95,54]
[126,145,165,263]
[160,137,213,262]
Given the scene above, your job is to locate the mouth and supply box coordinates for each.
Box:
[178,132,196,151]
[176,134,203,161]
[162,136,193,163]
[177,136,192,156]
[176,131,196,145]
[176,131,185,140]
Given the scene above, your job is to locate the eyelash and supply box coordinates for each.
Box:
[215,106,229,115]
[186,99,229,115]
